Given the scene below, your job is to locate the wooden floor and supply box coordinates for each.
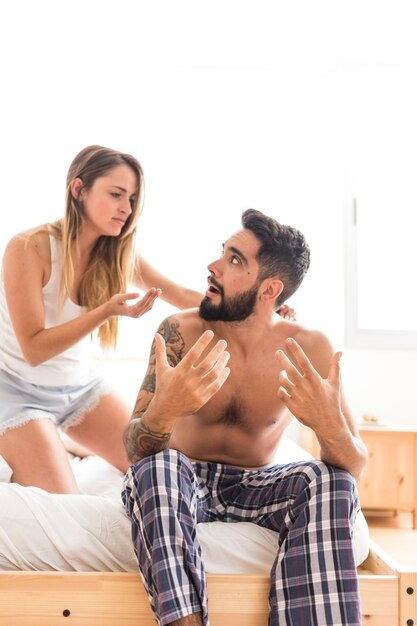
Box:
[366,510,417,568]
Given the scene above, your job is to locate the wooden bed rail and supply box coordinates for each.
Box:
[0,542,415,625]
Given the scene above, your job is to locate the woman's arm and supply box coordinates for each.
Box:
[3,234,160,366]
[133,255,203,310]
[134,255,299,318]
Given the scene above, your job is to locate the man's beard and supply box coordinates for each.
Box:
[199,283,259,322]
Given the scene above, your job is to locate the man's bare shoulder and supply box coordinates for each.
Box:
[157,309,206,338]
[290,325,333,351]
[155,310,207,365]
[269,317,329,347]
[288,324,335,376]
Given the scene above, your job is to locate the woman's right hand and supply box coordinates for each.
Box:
[277,304,297,321]
[106,288,162,319]
[3,231,162,366]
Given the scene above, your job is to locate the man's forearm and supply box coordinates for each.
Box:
[123,325,230,465]
[317,430,368,482]
[123,416,173,464]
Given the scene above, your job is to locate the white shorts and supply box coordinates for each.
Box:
[0,367,112,436]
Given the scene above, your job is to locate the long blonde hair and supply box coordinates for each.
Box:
[50,145,144,350]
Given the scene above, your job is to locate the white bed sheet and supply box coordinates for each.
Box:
[0,438,369,573]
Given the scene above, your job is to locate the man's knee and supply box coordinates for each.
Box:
[302,460,359,515]
[123,449,195,506]
[289,460,357,505]
[126,448,190,481]
[313,460,356,493]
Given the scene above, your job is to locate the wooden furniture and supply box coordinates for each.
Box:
[301,422,417,529]
[0,540,414,626]
[357,424,417,529]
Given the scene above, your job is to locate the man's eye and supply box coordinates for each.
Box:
[231,255,240,265]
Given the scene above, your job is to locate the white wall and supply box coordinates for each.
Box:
[1,1,416,427]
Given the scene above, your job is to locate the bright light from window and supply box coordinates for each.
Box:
[1,65,339,359]
[345,67,417,338]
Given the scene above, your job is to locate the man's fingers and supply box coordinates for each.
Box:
[194,338,228,374]
[278,369,295,395]
[154,332,170,370]
[205,349,231,378]
[181,330,216,366]
[284,338,315,377]
[276,349,302,382]
[328,351,342,385]
[277,385,292,402]
[203,360,231,396]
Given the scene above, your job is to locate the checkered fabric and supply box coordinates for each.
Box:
[122,449,361,626]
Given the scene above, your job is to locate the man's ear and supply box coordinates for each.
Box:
[70,177,84,201]
[259,278,284,303]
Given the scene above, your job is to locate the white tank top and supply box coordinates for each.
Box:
[0,235,97,386]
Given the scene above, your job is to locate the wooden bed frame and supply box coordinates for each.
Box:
[0,540,415,626]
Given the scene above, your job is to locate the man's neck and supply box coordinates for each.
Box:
[209,310,278,356]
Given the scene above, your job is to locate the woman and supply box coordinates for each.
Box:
[0,145,203,494]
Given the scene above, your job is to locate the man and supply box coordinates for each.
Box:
[122,209,367,626]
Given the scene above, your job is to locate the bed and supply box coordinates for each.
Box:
[0,439,415,626]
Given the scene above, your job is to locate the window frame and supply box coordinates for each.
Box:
[344,196,417,350]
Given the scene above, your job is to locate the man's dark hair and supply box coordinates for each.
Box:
[241,209,310,307]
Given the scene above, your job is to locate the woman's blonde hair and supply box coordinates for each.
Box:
[50,145,144,350]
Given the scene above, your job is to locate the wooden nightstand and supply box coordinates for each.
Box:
[357,424,417,529]
[300,423,417,529]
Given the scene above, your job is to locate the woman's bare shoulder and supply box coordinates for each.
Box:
[4,224,51,265]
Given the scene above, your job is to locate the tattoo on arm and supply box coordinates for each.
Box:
[130,337,157,421]
[124,317,186,462]
[159,317,185,367]
[123,419,172,463]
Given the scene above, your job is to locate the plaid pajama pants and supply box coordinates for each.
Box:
[122,449,361,626]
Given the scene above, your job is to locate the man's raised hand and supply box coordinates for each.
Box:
[276,337,343,435]
[151,330,231,425]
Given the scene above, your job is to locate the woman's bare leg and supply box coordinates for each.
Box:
[0,419,79,493]
[61,431,94,458]
[66,392,131,473]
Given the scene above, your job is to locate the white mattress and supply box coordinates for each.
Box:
[0,438,369,573]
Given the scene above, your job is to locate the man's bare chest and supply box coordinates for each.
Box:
[198,362,284,430]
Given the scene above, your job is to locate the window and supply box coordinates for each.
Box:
[344,67,417,349]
